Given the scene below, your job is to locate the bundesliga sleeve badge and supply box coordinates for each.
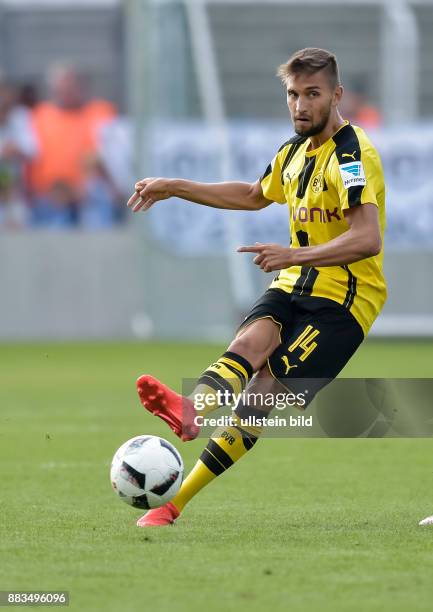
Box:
[339,161,366,189]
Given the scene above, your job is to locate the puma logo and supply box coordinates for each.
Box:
[342,150,357,160]
[281,355,298,375]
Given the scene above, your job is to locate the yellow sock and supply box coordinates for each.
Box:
[170,414,261,513]
[189,351,254,417]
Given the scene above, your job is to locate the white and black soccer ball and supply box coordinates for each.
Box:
[110,435,184,509]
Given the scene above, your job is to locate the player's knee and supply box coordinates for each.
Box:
[228,332,278,372]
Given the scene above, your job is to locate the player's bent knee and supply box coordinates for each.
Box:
[227,336,260,370]
[229,318,281,370]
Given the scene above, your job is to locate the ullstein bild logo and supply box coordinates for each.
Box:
[339,161,366,188]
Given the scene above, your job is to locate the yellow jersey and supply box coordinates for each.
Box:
[260,121,386,335]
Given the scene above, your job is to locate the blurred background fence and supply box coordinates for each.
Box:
[1,0,432,340]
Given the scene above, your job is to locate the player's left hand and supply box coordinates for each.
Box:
[237,243,294,272]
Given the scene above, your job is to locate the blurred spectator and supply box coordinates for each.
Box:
[29,64,116,196]
[31,180,78,229]
[79,153,120,229]
[0,173,29,230]
[0,81,37,187]
[340,88,382,130]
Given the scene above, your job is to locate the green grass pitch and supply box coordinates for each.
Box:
[1,340,433,611]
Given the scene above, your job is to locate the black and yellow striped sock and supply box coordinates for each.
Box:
[170,413,261,513]
[189,351,254,417]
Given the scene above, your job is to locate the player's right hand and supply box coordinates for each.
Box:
[127,178,173,213]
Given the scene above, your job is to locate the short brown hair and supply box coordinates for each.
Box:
[277,48,340,88]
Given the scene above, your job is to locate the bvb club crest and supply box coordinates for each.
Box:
[311,172,323,193]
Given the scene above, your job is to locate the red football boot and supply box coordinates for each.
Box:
[136,502,180,527]
[136,375,200,441]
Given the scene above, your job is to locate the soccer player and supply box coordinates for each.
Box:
[127,48,386,527]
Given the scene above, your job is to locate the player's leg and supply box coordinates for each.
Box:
[170,294,366,525]
[137,362,284,527]
[189,315,281,414]
[136,289,289,440]
[137,293,365,527]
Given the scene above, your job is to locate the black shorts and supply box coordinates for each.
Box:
[237,288,364,405]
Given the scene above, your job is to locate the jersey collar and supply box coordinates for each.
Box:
[305,120,350,157]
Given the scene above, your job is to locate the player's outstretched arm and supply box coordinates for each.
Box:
[238,203,382,272]
[127,178,271,213]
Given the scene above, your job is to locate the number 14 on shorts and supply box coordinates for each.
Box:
[288,325,320,362]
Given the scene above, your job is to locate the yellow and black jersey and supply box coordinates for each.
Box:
[260,120,386,335]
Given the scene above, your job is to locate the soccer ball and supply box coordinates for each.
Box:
[110,435,184,509]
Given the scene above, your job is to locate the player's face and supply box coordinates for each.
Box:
[286,71,340,138]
